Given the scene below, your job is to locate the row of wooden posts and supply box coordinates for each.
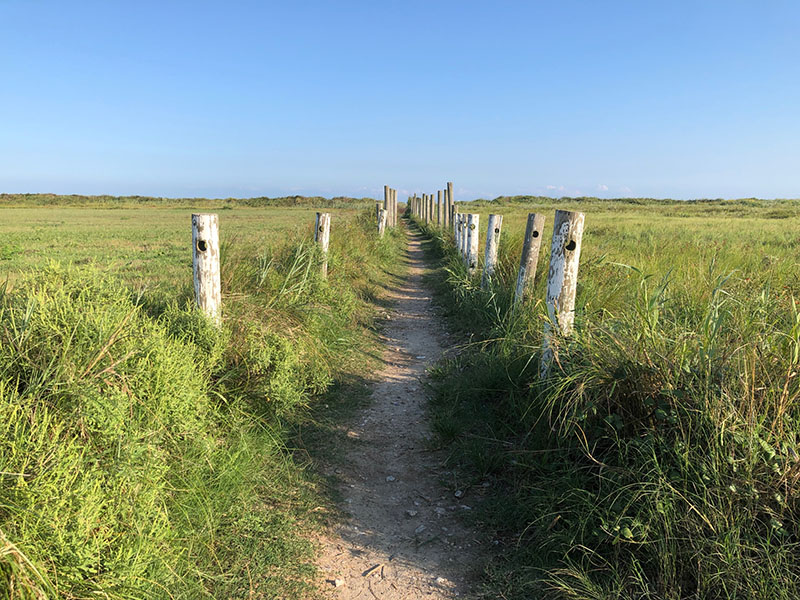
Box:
[191,210,334,325]
[403,190,585,377]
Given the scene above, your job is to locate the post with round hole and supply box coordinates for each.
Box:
[437,190,442,227]
[315,212,331,278]
[192,213,221,325]
[514,213,546,306]
[540,209,585,378]
[466,214,480,275]
[481,214,503,290]
[378,208,387,237]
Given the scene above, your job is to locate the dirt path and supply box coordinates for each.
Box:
[315,227,484,599]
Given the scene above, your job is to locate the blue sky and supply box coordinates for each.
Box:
[1,1,799,200]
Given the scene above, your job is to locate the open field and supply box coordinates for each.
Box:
[416,198,800,599]
[0,204,367,288]
[0,198,404,599]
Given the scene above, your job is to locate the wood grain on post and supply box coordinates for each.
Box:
[466,213,480,275]
[315,212,331,278]
[378,208,387,237]
[192,213,222,325]
[514,213,546,306]
[541,209,585,377]
[481,214,503,290]
[459,213,467,259]
[384,185,389,227]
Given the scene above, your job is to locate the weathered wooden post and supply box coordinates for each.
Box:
[481,214,503,289]
[383,186,390,228]
[378,208,387,237]
[540,210,585,378]
[375,201,381,225]
[514,213,546,306]
[466,214,480,275]
[315,212,331,278]
[437,190,442,227]
[429,195,435,225]
[443,187,451,228]
[192,213,221,325]
[392,188,398,226]
[459,213,467,258]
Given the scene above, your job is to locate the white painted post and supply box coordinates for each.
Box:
[315,212,332,278]
[541,210,585,378]
[481,214,503,290]
[514,213,546,306]
[378,208,387,237]
[466,214,480,275]
[437,190,442,227]
[192,213,222,325]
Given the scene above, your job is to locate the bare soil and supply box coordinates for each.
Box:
[315,228,485,599]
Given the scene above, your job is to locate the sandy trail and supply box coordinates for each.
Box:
[315,227,483,599]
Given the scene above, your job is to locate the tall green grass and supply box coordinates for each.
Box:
[0,209,403,599]
[416,202,800,599]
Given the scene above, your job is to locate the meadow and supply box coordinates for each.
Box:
[0,196,404,599]
[417,197,800,599]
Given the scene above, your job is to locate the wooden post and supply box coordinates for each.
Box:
[513,213,546,306]
[383,186,390,228]
[315,212,331,278]
[541,210,585,378]
[437,190,442,227]
[459,214,467,262]
[192,213,221,324]
[481,214,503,290]
[375,201,381,225]
[443,187,450,228]
[466,214,479,275]
[378,208,387,237]
[392,188,398,226]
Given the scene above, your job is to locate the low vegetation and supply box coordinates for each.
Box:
[417,198,800,599]
[0,206,404,599]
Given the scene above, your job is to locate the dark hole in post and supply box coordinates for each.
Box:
[197,240,208,252]
[318,225,324,232]
[566,240,577,251]
[532,231,539,238]
[494,228,500,234]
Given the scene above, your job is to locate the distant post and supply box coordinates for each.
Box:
[378,208,387,237]
[481,214,503,289]
[315,212,332,278]
[383,186,390,228]
[541,210,585,378]
[437,190,442,227]
[192,213,222,325]
[513,213,546,306]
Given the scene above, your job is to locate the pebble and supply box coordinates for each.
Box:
[405,510,418,518]
[334,578,345,587]
[454,490,464,498]
[415,524,426,534]
[386,475,396,482]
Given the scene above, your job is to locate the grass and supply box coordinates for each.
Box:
[0,198,406,599]
[414,197,800,599]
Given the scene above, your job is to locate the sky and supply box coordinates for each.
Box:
[1,0,799,200]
